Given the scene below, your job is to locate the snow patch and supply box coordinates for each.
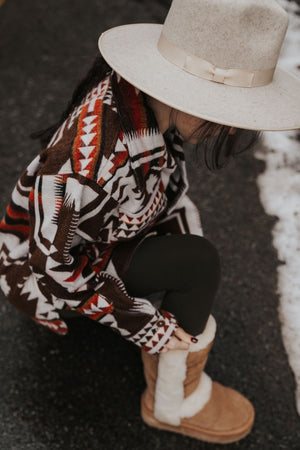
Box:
[254,0,300,415]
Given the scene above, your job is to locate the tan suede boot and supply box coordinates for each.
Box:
[141,316,255,444]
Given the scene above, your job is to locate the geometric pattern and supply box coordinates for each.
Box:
[0,70,203,354]
[72,100,102,179]
[130,309,178,354]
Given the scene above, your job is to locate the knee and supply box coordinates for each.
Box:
[183,235,221,283]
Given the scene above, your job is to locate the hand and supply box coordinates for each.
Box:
[160,326,197,353]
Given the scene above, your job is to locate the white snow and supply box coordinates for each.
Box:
[254,0,300,415]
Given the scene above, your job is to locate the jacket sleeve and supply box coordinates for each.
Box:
[28,173,178,353]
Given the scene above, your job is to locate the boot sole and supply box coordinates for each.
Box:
[141,391,254,444]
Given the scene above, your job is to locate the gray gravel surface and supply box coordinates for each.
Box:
[0,0,299,449]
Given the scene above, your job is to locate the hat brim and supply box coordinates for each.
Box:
[99,23,300,131]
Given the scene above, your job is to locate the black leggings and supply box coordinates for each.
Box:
[123,234,221,336]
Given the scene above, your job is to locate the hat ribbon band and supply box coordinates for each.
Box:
[158,33,274,88]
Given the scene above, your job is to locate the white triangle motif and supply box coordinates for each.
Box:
[79,146,95,159]
[83,115,97,125]
[80,159,92,171]
[83,124,96,134]
[49,244,58,254]
[81,133,96,146]
[115,139,125,152]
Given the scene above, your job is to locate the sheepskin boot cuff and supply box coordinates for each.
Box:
[154,315,216,426]
[141,315,255,444]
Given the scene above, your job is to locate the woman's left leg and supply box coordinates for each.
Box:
[123,233,221,335]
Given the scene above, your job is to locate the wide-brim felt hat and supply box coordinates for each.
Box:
[99,0,300,131]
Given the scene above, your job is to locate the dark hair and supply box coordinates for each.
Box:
[195,123,261,171]
[31,54,261,171]
[170,110,261,171]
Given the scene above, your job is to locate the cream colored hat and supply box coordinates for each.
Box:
[99,0,300,131]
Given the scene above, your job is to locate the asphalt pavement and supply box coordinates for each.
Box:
[0,1,300,449]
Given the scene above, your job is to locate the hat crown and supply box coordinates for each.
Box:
[163,0,289,71]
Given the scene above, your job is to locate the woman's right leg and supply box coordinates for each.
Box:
[123,233,221,335]
[131,234,255,444]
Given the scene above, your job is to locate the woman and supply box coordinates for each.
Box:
[0,0,299,444]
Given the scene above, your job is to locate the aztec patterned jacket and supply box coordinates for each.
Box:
[0,71,203,354]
